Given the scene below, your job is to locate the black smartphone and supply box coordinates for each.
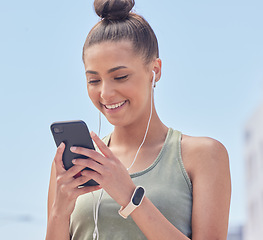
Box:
[50,120,98,186]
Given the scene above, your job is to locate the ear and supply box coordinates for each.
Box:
[152,58,162,84]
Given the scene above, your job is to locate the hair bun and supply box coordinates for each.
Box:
[94,0,135,20]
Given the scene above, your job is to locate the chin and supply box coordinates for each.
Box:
[105,117,129,128]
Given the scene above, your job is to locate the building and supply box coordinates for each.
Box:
[244,103,263,240]
[227,225,243,240]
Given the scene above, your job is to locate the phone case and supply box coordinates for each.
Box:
[50,120,98,186]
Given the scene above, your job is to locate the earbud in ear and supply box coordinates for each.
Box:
[152,70,156,88]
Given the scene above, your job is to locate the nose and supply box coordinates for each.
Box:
[100,80,115,102]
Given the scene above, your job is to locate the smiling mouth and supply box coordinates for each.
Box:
[104,100,127,110]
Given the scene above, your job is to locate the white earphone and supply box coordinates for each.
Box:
[152,70,156,88]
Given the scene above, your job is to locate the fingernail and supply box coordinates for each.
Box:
[70,146,77,151]
[58,142,64,148]
[72,159,76,164]
[90,131,96,137]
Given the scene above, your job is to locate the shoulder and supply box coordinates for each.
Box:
[180,134,231,238]
[180,134,229,182]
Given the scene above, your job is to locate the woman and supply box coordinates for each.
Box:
[46,0,231,239]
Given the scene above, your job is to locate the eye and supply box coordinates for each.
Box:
[87,79,100,85]
[114,75,128,81]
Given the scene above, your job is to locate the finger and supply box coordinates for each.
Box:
[81,169,102,184]
[74,184,102,196]
[70,147,107,165]
[73,158,104,174]
[68,174,94,189]
[90,131,116,159]
[63,164,87,179]
[54,142,66,175]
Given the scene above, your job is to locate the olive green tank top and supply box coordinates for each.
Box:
[70,128,193,239]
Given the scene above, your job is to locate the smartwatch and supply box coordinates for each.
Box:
[118,186,146,219]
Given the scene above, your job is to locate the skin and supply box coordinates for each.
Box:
[46,40,231,240]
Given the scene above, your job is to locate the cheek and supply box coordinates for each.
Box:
[87,87,99,106]
[129,83,150,103]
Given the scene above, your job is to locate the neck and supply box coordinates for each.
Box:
[110,108,168,149]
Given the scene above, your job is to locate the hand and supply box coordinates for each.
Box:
[71,132,136,207]
[52,142,101,218]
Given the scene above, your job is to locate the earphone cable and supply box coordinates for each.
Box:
[92,111,103,240]
[92,189,104,240]
[98,112,101,138]
[127,82,153,171]
[92,71,156,239]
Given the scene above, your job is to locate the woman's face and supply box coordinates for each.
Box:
[83,40,154,127]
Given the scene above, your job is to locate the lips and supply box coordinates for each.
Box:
[103,100,127,110]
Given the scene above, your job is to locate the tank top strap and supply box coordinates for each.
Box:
[167,129,192,192]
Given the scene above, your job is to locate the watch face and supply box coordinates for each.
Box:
[132,187,145,206]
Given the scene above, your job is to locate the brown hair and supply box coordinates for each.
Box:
[83,0,159,64]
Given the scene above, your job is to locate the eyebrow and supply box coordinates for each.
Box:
[85,66,127,75]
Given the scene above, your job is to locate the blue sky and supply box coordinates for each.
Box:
[0,0,262,239]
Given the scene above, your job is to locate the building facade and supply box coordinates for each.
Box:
[244,103,263,240]
[227,225,243,240]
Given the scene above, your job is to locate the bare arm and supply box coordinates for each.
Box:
[130,197,191,239]
[183,136,231,239]
[46,157,71,240]
[129,137,231,240]
[45,143,101,240]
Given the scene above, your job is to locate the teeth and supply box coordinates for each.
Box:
[105,101,126,109]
